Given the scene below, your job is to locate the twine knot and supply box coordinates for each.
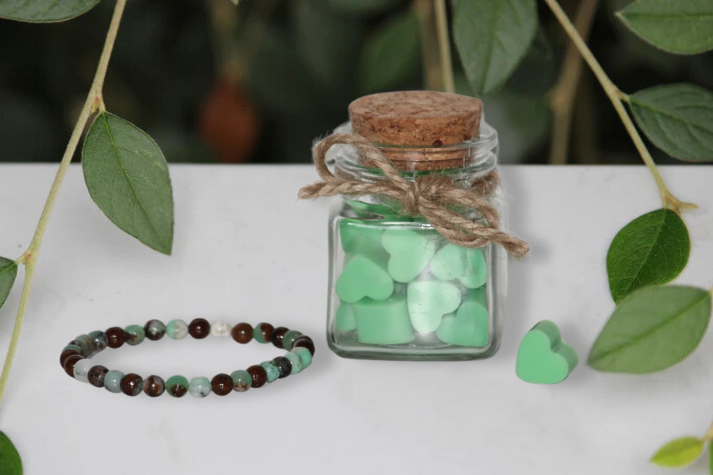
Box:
[298,133,529,258]
[403,178,425,215]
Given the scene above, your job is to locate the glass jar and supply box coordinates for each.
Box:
[324,91,507,361]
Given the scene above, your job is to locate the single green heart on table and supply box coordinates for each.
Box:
[516,321,579,384]
[407,280,462,332]
[436,294,489,347]
[431,244,488,288]
[336,254,394,303]
[382,228,438,283]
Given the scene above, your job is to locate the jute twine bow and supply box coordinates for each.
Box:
[298,133,530,258]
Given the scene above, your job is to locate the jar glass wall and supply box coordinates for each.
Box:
[325,120,507,361]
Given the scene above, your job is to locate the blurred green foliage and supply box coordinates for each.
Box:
[0,0,711,165]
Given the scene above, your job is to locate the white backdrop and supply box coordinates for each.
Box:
[0,164,711,474]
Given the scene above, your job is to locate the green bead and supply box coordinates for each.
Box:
[230,370,251,392]
[260,361,280,383]
[284,352,302,374]
[166,375,189,398]
[282,330,303,351]
[104,370,124,393]
[293,347,312,369]
[124,325,145,346]
[70,338,89,355]
[63,344,82,354]
[189,377,212,398]
[253,323,270,343]
[166,319,188,339]
[75,334,95,354]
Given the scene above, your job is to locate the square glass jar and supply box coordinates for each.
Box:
[324,116,508,361]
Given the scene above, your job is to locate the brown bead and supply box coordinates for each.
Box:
[292,335,315,356]
[143,375,166,397]
[63,355,83,377]
[87,366,109,387]
[271,327,289,349]
[144,320,166,341]
[247,365,268,388]
[256,323,274,343]
[60,348,82,368]
[188,318,210,339]
[231,322,253,344]
[120,373,143,396]
[106,327,127,348]
[211,374,234,396]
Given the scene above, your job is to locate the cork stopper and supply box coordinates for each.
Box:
[348,91,483,171]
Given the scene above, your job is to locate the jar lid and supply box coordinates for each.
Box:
[348,91,484,171]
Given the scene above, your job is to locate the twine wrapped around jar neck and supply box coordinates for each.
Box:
[298,133,530,258]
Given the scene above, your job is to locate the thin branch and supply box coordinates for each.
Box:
[0,0,128,407]
[548,0,599,165]
[434,0,454,93]
[543,0,695,214]
[414,0,455,93]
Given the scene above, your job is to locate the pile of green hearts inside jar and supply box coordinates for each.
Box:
[334,213,490,348]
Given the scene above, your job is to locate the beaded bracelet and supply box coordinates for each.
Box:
[59,319,315,398]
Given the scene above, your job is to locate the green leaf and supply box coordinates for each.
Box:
[357,11,421,95]
[589,286,712,373]
[82,113,174,255]
[326,0,403,16]
[453,0,538,97]
[607,209,690,303]
[294,0,364,93]
[629,84,713,162]
[456,76,550,162]
[710,441,713,475]
[0,257,18,311]
[651,436,704,468]
[0,431,22,475]
[505,27,557,96]
[617,0,713,54]
[0,0,99,23]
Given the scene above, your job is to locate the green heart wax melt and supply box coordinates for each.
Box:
[382,228,438,283]
[343,199,409,221]
[335,234,394,303]
[339,219,385,253]
[436,292,489,347]
[354,294,414,345]
[516,320,579,384]
[335,302,357,332]
[431,243,488,288]
[335,255,393,303]
[407,280,462,332]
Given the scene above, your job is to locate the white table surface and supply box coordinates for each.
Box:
[0,164,711,475]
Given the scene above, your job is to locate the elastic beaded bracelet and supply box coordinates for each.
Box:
[59,320,314,398]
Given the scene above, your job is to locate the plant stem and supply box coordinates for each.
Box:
[434,0,454,93]
[543,0,696,214]
[548,0,599,165]
[0,0,127,407]
[704,420,713,442]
